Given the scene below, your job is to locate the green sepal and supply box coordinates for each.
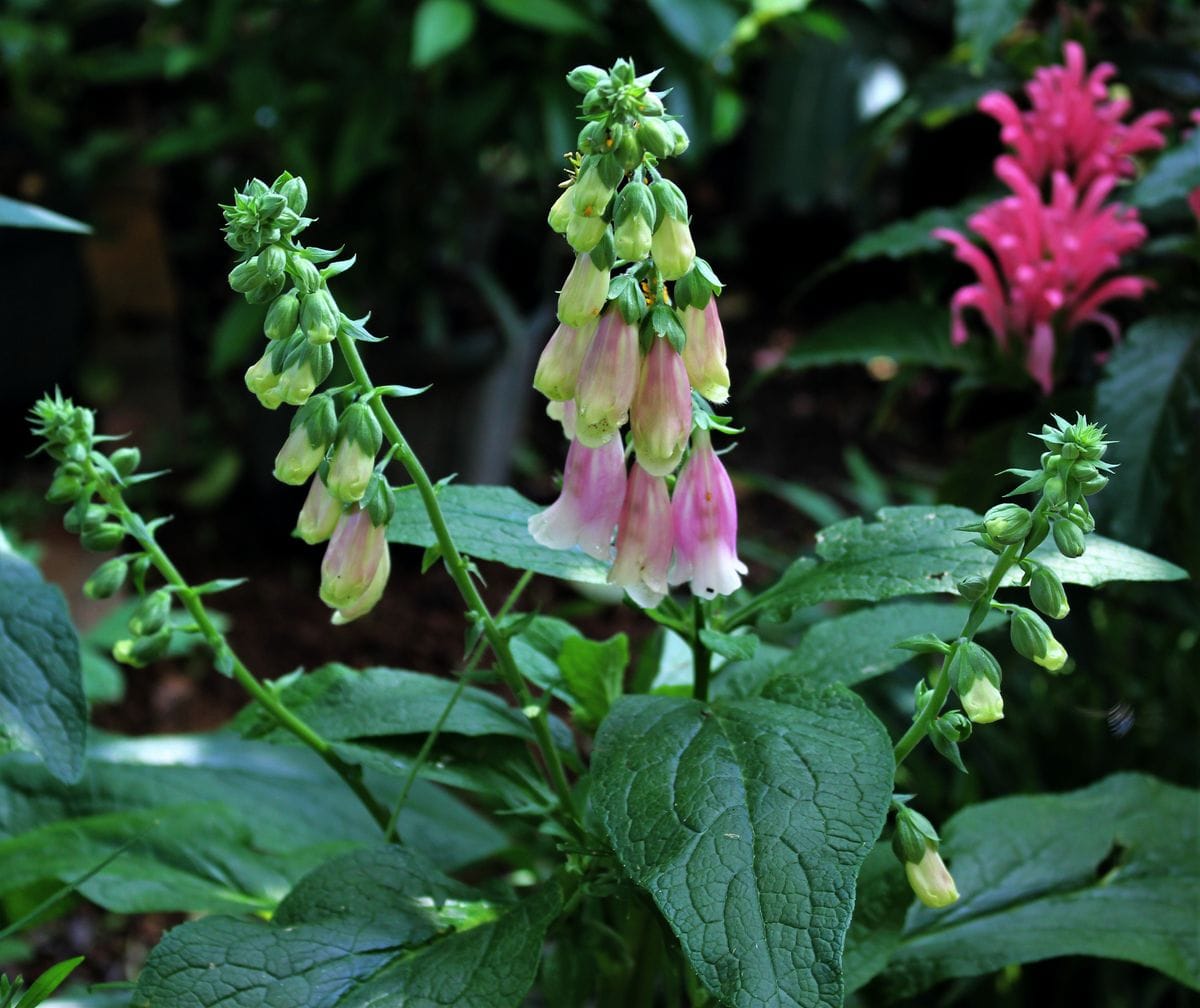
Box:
[84,557,129,599]
[338,400,384,457]
[639,116,675,159]
[110,446,141,478]
[256,244,287,282]
[644,302,686,354]
[81,522,125,553]
[608,274,645,324]
[290,256,322,294]
[650,178,688,222]
[588,228,616,272]
[930,725,967,773]
[893,633,952,655]
[420,542,443,574]
[321,254,358,281]
[129,589,172,637]
[192,577,249,596]
[291,393,339,448]
[340,312,387,343]
[936,710,973,743]
[613,182,655,230]
[363,471,395,527]
[279,175,308,216]
[1052,519,1086,558]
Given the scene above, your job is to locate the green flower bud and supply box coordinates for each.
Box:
[613,183,656,262]
[668,120,690,156]
[566,212,608,254]
[1052,519,1086,559]
[264,290,301,341]
[327,401,382,504]
[84,557,128,600]
[64,503,107,535]
[110,446,141,478]
[547,188,573,234]
[81,521,125,552]
[244,274,285,304]
[113,626,171,668]
[292,257,322,294]
[130,589,171,637]
[615,130,642,172]
[891,808,934,865]
[300,289,339,345]
[1068,503,1095,533]
[936,710,973,741]
[1029,565,1069,620]
[638,116,675,159]
[649,178,688,223]
[274,425,327,486]
[571,156,616,219]
[959,677,1004,724]
[1011,606,1068,671]
[279,176,308,215]
[983,503,1033,545]
[45,472,83,503]
[956,574,988,601]
[577,121,609,155]
[257,244,287,282]
[228,258,260,293]
[278,342,334,406]
[1042,476,1067,506]
[245,350,282,399]
[1080,473,1109,495]
[566,64,607,94]
[904,841,959,908]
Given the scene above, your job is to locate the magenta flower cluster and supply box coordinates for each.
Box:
[936,42,1168,392]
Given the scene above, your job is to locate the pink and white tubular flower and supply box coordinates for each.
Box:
[670,430,747,599]
[935,156,1152,392]
[574,311,640,448]
[681,299,730,405]
[527,435,627,560]
[608,463,674,608]
[977,41,1169,190]
[319,506,388,613]
[630,336,692,478]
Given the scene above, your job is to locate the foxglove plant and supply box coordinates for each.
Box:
[529,59,744,604]
[937,43,1166,390]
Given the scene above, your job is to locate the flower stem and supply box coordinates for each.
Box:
[93,482,392,832]
[893,542,1022,766]
[336,332,582,835]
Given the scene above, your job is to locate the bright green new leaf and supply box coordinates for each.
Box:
[557,633,627,728]
[865,773,1200,997]
[411,0,475,69]
[0,551,86,783]
[388,485,609,584]
[592,685,894,1008]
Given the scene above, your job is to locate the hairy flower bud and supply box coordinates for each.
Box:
[533,318,599,402]
[630,336,692,477]
[983,503,1033,545]
[527,435,626,560]
[557,254,610,328]
[1053,518,1086,558]
[84,557,128,600]
[905,841,960,909]
[300,289,339,345]
[681,300,730,404]
[1029,565,1070,619]
[574,312,640,448]
[264,290,301,341]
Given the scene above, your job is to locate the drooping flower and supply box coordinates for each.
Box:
[320,506,387,612]
[904,841,960,909]
[533,318,598,402]
[977,41,1169,190]
[680,299,730,404]
[574,311,640,448]
[935,156,1152,391]
[331,540,391,625]
[274,425,326,486]
[608,463,674,608]
[630,336,692,477]
[527,435,626,560]
[295,475,343,544]
[557,253,610,328]
[670,430,747,598]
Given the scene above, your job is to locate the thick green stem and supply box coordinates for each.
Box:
[95,486,391,831]
[692,597,711,702]
[337,333,582,834]
[893,542,1021,766]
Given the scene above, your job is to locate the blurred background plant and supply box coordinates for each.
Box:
[1,1,1198,1005]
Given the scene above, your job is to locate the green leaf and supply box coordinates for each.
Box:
[955,0,1033,72]
[781,303,980,372]
[0,195,90,234]
[697,627,759,661]
[411,0,475,68]
[869,773,1200,997]
[647,0,739,59]
[842,844,912,995]
[480,0,593,34]
[1128,130,1200,210]
[0,733,502,913]
[131,845,483,1008]
[751,506,1187,621]
[836,197,987,266]
[388,485,610,584]
[591,685,894,1008]
[557,633,627,728]
[0,551,86,783]
[1093,315,1200,548]
[15,957,84,1008]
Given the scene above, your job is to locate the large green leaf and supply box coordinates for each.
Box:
[835,199,987,266]
[647,0,739,58]
[132,845,548,1008]
[867,773,1200,997]
[955,0,1033,71]
[0,733,503,913]
[783,303,978,372]
[411,0,475,69]
[591,685,894,1008]
[750,506,1187,621]
[0,548,86,783]
[388,485,609,584]
[0,195,91,234]
[1128,130,1200,210]
[1093,315,1200,548]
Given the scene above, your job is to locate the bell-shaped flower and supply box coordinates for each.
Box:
[527,435,626,560]
[320,507,387,611]
[670,430,747,598]
[614,213,653,262]
[575,312,639,448]
[295,476,343,544]
[566,213,608,254]
[960,676,1005,724]
[630,336,692,477]
[651,215,695,281]
[533,318,598,402]
[326,401,382,504]
[904,841,960,909]
[274,426,326,486]
[608,463,673,608]
[557,253,610,328]
[681,300,730,404]
[331,540,390,624]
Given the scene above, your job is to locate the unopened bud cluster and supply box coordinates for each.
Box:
[531,60,744,606]
[29,392,179,667]
[223,173,393,623]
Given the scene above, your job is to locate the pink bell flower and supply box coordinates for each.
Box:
[680,300,730,405]
[331,541,391,625]
[295,476,343,544]
[320,506,387,611]
[670,430,747,599]
[575,311,640,448]
[527,435,627,560]
[977,41,1169,190]
[608,463,673,608]
[630,336,692,477]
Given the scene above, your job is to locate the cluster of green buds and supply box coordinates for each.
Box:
[891,799,958,908]
[29,391,179,667]
[222,173,396,623]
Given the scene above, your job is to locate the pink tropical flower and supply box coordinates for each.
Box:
[935,156,1152,391]
[978,41,1169,190]
[670,430,747,599]
[527,435,627,560]
[608,463,674,607]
